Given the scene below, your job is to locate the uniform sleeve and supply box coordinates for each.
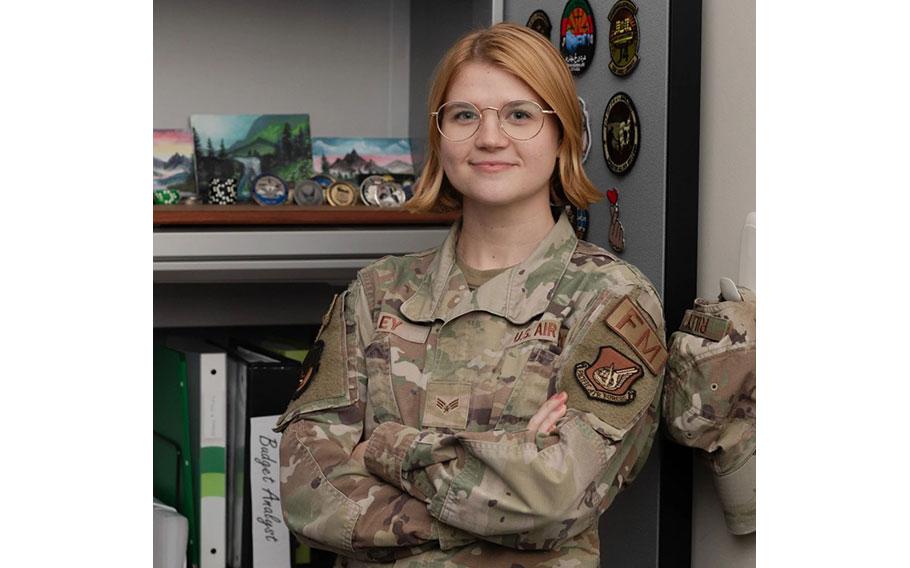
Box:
[363,286,667,551]
[275,278,475,562]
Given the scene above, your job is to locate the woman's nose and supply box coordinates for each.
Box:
[474,109,509,149]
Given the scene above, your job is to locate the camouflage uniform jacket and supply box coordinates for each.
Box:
[275,212,668,567]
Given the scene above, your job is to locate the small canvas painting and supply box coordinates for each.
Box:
[190,114,313,202]
[313,138,414,181]
[153,129,196,196]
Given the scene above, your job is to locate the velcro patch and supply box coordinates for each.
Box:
[574,346,644,404]
[556,293,664,433]
[605,296,668,375]
[273,291,353,432]
[679,309,730,342]
[376,312,431,344]
[508,316,561,347]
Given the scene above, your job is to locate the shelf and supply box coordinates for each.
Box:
[153,205,459,227]
[154,224,453,284]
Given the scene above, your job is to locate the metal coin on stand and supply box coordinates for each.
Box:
[359,175,386,207]
[294,179,325,205]
[326,181,358,207]
[252,174,288,206]
[311,173,335,189]
[375,181,406,208]
[608,0,640,76]
[527,9,552,40]
[602,92,640,175]
[560,0,596,75]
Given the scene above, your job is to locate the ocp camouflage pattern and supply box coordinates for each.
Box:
[663,286,756,534]
[276,213,667,566]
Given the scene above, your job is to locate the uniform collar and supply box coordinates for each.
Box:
[400,211,578,325]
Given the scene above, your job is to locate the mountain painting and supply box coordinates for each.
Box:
[190,114,313,202]
[313,138,414,181]
[153,129,196,196]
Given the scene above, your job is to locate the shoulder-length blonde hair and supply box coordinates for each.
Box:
[405,22,602,214]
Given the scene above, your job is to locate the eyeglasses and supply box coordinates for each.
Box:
[431,100,557,141]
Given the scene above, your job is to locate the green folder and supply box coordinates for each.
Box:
[154,345,199,568]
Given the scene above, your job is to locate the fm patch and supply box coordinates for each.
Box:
[679,309,731,342]
[605,296,668,374]
[575,346,643,404]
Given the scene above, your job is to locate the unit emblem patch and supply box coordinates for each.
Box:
[574,346,643,404]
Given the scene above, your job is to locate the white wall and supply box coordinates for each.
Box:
[693,0,756,566]
[153,0,411,137]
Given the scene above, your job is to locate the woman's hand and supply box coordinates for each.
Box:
[527,391,568,435]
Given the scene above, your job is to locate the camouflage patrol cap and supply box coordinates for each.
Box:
[664,286,756,535]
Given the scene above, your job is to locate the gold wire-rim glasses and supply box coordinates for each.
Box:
[430,100,557,141]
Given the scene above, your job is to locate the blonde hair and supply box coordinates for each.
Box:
[405,22,602,214]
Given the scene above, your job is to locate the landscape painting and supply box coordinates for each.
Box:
[312,138,414,181]
[153,129,196,196]
[190,114,312,201]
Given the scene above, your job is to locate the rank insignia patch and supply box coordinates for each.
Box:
[574,346,643,404]
[436,397,459,414]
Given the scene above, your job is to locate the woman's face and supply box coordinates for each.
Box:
[438,61,561,209]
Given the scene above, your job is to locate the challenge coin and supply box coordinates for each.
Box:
[252,174,288,206]
[294,179,325,205]
[326,181,358,207]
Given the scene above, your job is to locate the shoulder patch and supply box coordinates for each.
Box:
[273,291,355,432]
[557,293,666,433]
[604,296,668,375]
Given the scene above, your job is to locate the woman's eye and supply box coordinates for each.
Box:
[454,111,478,121]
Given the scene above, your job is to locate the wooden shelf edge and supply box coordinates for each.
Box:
[153,205,460,226]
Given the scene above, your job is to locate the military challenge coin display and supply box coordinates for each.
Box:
[608,0,640,76]
[326,181,358,206]
[602,92,641,175]
[359,175,386,207]
[252,174,288,206]
[375,181,407,208]
[293,179,325,205]
[560,0,596,75]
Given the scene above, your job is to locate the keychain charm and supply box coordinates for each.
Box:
[607,188,625,253]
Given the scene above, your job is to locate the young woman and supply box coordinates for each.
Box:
[276,23,668,567]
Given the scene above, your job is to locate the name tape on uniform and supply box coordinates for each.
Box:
[678,309,731,342]
[604,296,668,375]
[508,317,562,348]
[376,313,431,344]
